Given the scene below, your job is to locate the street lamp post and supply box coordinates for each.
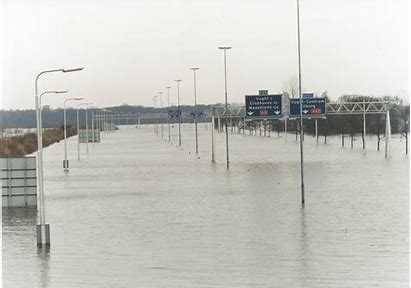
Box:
[218,46,231,169]
[85,103,92,155]
[77,105,81,160]
[190,67,199,154]
[152,96,158,135]
[101,109,111,132]
[158,92,164,139]
[166,86,171,141]
[39,90,67,135]
[296,0,305,204]
[63,97,84,171]
[91,109,95,147]
[175,79,182,147]
[77,102,92,160]
[34,66,83,247]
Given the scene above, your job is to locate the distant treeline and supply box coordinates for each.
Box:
[0,104,213,130]
[0,96,409,135]
[0,126,76,157]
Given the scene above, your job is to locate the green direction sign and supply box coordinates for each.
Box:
[258,90,268,96]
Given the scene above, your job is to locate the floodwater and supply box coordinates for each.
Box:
[2,123,409,287]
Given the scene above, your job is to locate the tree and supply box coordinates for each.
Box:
[282,76,299,98]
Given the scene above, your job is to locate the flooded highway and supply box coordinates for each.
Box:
[2,124,409,287]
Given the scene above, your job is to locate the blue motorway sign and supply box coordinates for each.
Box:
[289,98,326,117]
[245,94,282,118]
[168,109,181,118]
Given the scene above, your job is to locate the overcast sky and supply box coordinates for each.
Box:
[1,0,409,109]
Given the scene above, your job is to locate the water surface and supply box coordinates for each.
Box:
[2,124,409,287]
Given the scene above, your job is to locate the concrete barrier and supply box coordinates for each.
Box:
[1,157,37,207]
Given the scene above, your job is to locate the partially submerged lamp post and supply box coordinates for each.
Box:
[175,79,182,147]
[85,103,92,155]
[190,67,200,154]
[166,86,171,141]
[158,92,164,139]
[76,102,92,160]
[218,46,231,169]
[63,97,84,171]
[296,0,305,205]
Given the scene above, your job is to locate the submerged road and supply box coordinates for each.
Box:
[2,124,409,287]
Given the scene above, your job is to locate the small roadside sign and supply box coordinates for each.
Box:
[168,109,181,118]
[303,93,314,99]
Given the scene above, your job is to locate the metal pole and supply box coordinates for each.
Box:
[86,106,89,154]
[176,80,182,147]
[77,107,80,160]
[211,107,216,163]
[64,98,84,169]
[191,68,199,154]
[159,92,164,139]
[63,101,68,171]
[385,103,391,158]
[166,86,171,141]
[362,97,367,149]
[315,120,318,143]
[92,110,95,147]
[34,74,48,246]
[218,46,231,169]
[285,117,288,142]
[297,0,305,204]
[224,49,229,169]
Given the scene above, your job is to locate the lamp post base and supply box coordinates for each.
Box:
[36,224,50,247]
[63,160,69,171]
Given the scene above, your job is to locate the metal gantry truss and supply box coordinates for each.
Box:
[211,101,392,158]
[326,101,389,115]
[211,101,389,117]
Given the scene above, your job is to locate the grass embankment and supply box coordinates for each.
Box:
[0,127,76,157]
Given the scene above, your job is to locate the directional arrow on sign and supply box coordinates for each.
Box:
[274,110,280,115]
[247,111,254,115]
[302,109,309,114]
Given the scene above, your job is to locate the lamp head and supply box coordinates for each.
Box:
[62,67,84,73]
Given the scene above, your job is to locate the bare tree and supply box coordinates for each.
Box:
[282,76,299,98]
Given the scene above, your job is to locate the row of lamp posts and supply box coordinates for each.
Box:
[36,67,98,247]
[35,0,307,249]
[35,67,84,247]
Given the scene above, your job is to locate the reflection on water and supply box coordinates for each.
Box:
[36,248,50,288]
[2,125,409,287]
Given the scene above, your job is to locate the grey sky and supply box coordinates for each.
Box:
[1,0,409,109]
